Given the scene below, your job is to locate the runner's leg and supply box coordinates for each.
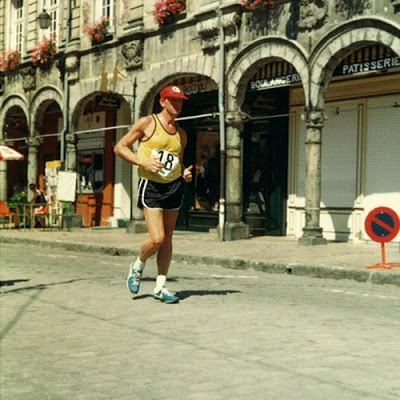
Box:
[156,210,179,276]
[140,208,165,261]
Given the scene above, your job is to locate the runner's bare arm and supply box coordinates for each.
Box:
[114,116,164,173]
[179,128,193,183]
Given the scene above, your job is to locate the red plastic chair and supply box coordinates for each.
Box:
[32,203,50,229]
[0,201,15,229]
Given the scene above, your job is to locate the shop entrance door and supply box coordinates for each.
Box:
[243,86,289,236]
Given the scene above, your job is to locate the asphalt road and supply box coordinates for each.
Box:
[1,242,400,400]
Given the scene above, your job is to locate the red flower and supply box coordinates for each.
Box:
[0,49,21,72]
[32,34,57,68]
[242,0,274,10]
[153,0,186,25]
[84,16,110,44]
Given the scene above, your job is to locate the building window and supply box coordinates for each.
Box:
[48,0,59,38]
[9,0,24,52]
[94,0,115,28]
[78,150,104,193]
[39,0,59,43]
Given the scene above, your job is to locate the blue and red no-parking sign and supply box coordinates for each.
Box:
[365,207,400,243]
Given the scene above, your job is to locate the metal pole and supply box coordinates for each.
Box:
[218,0,226,241]
[61,0,72,168]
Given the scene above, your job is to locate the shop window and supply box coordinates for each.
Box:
[78,150,104,193]
[195,131,220,211]
[9,0,24,53]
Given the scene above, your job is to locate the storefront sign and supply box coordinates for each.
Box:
[182,80,218,95]
[95,94,121,109]
[248,46,400,91]
[77,132,105,150]
[249,73,301,91]
[334,56,400,76]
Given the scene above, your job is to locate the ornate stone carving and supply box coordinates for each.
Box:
[222,12,241,47]
[196,17,219,50]
[65,54,79,73]
[336,0,371,18]
[392,0,400,12]
[21,67,36,92]
[26,136,41,148]
[121,40,143,70]
[196,10,241,51]
[305,110,325,128]
[0,75,4,95]
[297,0,327,31]
[65,52,80,83]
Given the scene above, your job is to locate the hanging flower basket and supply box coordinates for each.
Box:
[242,0,275,11]
[0,49,21,73]
[32,34,57,69]
[153,0,186,25]
[83,16,111,44]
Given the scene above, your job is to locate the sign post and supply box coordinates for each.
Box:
[364,207,400,269]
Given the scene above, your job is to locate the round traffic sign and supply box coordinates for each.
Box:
[365,207,400,243]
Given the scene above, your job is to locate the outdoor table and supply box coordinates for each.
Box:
[8,202,72,230]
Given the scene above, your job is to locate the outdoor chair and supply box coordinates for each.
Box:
[0,201,16,229]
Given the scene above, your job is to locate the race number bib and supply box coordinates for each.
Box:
[151,149,180,178]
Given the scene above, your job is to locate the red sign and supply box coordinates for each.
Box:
[365,207,400,243]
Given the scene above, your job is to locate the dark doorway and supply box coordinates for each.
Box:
[243,87,289,236]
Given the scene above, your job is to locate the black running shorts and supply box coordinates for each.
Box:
[137,177,184,210]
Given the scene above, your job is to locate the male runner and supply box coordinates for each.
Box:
[114,85,192,304]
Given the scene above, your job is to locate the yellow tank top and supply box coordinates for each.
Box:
[137,114,182,183]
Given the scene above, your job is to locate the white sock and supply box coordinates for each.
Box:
[155,275,166,292]
[133,257,145,271]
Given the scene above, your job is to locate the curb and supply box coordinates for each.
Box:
[2,236,400,287]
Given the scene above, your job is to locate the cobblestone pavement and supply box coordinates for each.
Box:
[1,228,400,286]
[1,242,400,400]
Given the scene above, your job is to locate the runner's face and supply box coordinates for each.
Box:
[162,97,183,116]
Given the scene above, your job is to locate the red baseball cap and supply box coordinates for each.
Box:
[160,85,188,100]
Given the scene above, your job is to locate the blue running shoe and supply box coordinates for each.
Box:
[153,286,179,304]
[126,264,143,294]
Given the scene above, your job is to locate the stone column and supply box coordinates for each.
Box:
[224,111,249,241]
[299,110,327,245]
[65,133,77,172]
[26,137,40,200]
[0,140,7,202]
[127,144,147,234]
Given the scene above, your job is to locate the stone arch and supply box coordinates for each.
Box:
[70,91,131,132]
[138,55,219,116]
[226,36,309,112]
[30,86,63,135]
[0,95,29,141]
[310,17,400,109]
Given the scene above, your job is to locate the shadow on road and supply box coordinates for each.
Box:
[132,289,241,301]
[174,289,241,300]
[0,279,30,287]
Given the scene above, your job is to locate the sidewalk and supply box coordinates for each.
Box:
[1,228,400,287]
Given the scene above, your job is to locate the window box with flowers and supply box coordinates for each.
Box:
[32,34,57,70]
[242,0,274,11]
[153,0,186,26]
[0,49,21,73]
[84,16,111,45]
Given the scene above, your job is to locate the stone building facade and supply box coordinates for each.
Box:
[1,0,399,243]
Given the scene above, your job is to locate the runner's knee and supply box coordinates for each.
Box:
[148,232,165,248]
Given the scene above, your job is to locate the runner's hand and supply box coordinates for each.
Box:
[183,165,193,183]
[141,158,164,173]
